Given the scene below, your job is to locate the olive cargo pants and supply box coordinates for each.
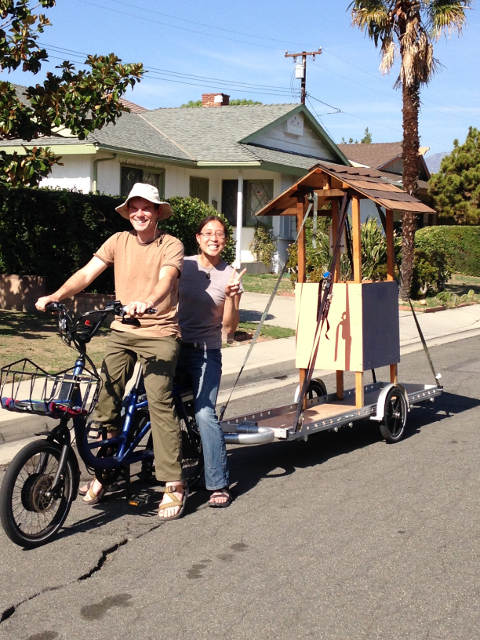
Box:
[93,330,182,482]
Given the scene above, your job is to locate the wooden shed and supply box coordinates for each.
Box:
[256,161,436,409]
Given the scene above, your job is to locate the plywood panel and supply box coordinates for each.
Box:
[295,281,400,372]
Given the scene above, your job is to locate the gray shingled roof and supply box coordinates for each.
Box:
[2,98,345,168]
[142,103,299,162]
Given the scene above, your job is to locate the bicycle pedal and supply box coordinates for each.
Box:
[127,495,149,507]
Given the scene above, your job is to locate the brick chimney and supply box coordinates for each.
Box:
[201,93,230,107]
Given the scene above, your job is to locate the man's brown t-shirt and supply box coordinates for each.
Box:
[94,231,183,338]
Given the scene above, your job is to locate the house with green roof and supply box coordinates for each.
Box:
[1,91,350,267]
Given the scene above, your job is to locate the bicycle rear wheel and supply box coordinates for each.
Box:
[0,440,75,548]
[180,417,203,487]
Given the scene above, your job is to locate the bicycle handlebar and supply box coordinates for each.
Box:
[44,300,157,349]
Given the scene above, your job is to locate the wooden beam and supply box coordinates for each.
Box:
[313,189,346,198]
[351,195,362,283]
[386,208,395,281]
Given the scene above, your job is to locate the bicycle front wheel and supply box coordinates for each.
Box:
[0,440,75,548]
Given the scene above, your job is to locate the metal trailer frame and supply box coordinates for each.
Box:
[220,381,442,445]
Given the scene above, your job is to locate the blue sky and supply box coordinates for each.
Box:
[2,0,479,158]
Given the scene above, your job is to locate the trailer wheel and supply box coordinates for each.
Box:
[294,378,327,403]
[379,386,407,443]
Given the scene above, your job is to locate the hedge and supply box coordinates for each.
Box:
[0,187,234,293]
[415,225,480,277]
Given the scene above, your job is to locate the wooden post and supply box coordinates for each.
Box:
[352,195,364,406]
[296,197,306,284]
[390,364,398,384]
[331,199,341,282]
[355,372,364,408]
[386,209,395,281]
[296,197,307,407]
[331,199,344,399]
[336,370,344,400]
[351,195,362,283]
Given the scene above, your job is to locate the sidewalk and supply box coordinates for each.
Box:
[2,293,480,453]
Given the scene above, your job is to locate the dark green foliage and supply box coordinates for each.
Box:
[287,216,397,283]
[0,189,234,292]
[0,187,126,292]
[162,197,234,264]
[428,127,480,224]
[415,225,480,277]
[0,1,143,187]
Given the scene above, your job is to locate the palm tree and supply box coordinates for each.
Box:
[349,0,470,299]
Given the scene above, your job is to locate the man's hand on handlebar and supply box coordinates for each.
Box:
[123,300,155,318]
[35,296,60,312]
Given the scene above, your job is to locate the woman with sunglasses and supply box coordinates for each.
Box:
[178,216,245,507]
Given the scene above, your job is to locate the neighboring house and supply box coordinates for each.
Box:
[1,90,350,268]
[338,141,434,224]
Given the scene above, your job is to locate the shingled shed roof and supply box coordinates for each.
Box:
[256,161,436,216]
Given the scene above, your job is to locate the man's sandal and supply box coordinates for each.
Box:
[158,485,188,521]
[209,488,232,508]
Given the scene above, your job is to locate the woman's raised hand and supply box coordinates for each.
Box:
[225,268,246,298]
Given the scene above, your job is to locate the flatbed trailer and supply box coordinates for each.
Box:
[221,381,442,445]
[220,163,442,448]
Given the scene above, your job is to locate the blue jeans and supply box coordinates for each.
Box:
[178,344,229,490]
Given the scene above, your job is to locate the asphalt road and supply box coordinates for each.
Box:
[0,337,479,640]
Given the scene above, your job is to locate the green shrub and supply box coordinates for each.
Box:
[250,223,275,269]
[410,247,451,298]
[287,216,398,283]
[0,188,234,292]
[414,225,480,277]
[162,196,234,264]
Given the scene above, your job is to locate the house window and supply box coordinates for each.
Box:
[221,179,273,227]
[189,177,209,203]
[120,166,165,197]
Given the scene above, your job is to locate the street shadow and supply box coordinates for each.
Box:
[239,310,274,323]
[227,390,480,500]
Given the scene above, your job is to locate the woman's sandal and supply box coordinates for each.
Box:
[209,488,232,508]
[158,485,188,521]
[82,482,105,505]
[78,479,94,496]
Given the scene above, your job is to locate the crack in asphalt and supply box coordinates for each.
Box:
[1,518,172,626]
[0,538,129,625]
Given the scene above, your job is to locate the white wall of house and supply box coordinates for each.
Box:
[40,156,92,193]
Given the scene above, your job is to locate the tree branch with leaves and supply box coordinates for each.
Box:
[0,0,144,187]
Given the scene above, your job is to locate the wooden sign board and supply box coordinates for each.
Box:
[295,281,400,372]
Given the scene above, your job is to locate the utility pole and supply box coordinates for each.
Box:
[284,48,322,104]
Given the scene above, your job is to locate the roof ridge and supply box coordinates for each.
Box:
[137,112,194,160]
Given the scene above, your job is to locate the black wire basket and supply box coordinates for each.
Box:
[0,358,101,417]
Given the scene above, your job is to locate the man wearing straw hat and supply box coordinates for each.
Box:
[35,183,188,521]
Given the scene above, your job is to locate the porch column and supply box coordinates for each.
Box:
[235,173,244,269]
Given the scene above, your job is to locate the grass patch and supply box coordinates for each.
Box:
[237,322,295,339]
[0,311,295,368]
[0,310,109,372]
[408,274,480,310]
[242,273,294,295]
